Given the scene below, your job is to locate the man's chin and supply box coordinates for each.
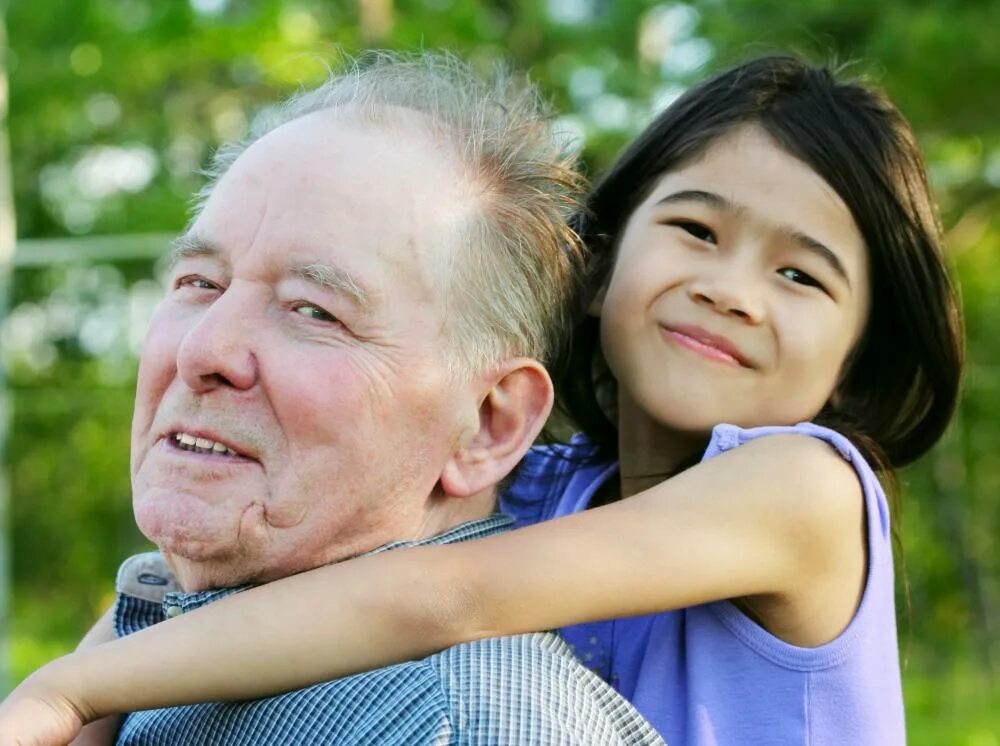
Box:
[146,527,257,591]
[159,547,263,593]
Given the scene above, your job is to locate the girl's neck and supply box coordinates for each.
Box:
[615,391,708,498]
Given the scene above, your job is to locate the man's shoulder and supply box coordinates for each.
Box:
[428,632,593,701]
[427,633,663,745]
[430,630,574,672]
[119,659,454,746]
[117,628,662,745]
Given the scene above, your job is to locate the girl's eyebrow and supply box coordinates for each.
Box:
[655,189,852,289]
[787,231,852,289]
[655,189,732,212]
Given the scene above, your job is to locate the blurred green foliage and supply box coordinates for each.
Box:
[3,0,998,741]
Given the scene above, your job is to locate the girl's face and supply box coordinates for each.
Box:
[596,126,871,442]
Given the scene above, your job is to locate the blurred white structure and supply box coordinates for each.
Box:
[1,9,14,695]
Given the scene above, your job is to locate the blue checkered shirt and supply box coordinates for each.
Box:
[112,514,665,745]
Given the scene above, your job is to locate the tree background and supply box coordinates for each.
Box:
[2,1,998,742]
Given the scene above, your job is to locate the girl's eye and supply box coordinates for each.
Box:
[293,303,338,324]
[671,220,717,244]
[778,267,826,292]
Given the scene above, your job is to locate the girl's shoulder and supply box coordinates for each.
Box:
[702,421,889,543]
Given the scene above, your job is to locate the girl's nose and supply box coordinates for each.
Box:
[175,287,259,393]
[687,273,765,324]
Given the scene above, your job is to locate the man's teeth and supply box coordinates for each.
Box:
[172,432,238,456]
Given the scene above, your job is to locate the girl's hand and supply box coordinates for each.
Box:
[0,672,87,746]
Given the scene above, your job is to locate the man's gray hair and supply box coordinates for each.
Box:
[196,51,586,375]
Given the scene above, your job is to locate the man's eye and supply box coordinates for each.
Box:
[778,267,825,291]
[293,304,338,324]
[670,220,716,244]
[176,276,218,291]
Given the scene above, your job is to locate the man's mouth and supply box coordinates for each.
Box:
[170,431,241,458]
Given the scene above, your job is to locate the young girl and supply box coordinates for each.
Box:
[1,55,962,745]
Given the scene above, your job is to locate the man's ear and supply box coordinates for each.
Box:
[439,359,553,498]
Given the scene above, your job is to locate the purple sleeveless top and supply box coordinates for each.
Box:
[500,422,905,745]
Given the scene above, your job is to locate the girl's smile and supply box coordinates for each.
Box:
[660,324,753,369]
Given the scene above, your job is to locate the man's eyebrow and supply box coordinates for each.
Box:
[170,236,372,308]
[655,189,851,288]
[291,262,371,311]
[170,234,220,265]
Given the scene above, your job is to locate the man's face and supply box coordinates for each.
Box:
[131,110,478,591]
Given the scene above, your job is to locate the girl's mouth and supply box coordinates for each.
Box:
[661,325,751,368]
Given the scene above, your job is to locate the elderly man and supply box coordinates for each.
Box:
[0,54,663,745]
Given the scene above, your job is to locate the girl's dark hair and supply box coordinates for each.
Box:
[557,55,964,477]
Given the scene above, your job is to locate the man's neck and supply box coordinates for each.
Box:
[163,489,501,594]
[163,512,512,600]
[413,487,497,542]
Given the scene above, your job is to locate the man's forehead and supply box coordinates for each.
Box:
[181,111,475,308]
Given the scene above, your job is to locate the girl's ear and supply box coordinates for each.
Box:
[587,282,608,317]
[585,234,617,317]
[438,359,553,498]
[830,352,861,412]
[828,390,846,411]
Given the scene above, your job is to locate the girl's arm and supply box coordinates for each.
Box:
[4,433,864,734]
[68,609,122,746]
[0,608,122,746]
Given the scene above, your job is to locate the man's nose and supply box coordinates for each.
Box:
[687,267,765,324]
[175,287,259,392]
